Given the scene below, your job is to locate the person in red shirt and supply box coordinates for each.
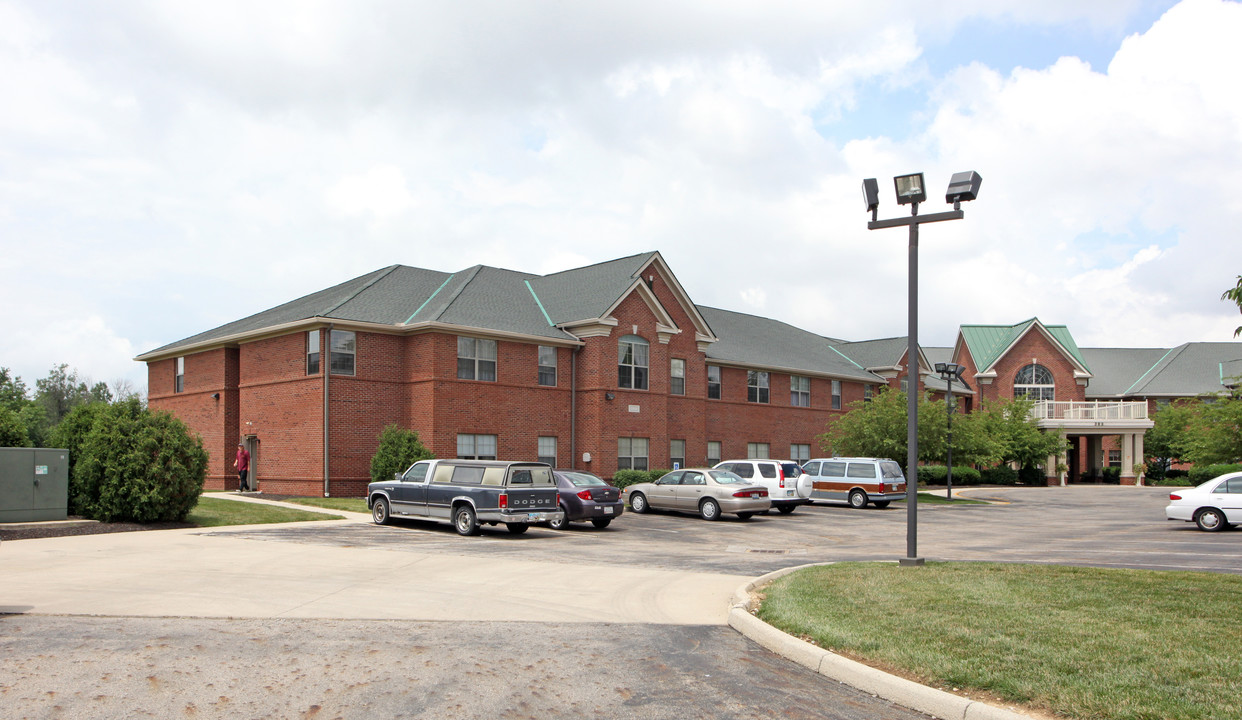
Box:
[235,443,251,492]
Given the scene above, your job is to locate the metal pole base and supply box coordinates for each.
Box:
[898,557,926,567]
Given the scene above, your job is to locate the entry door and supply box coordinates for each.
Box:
[244,436,259,491]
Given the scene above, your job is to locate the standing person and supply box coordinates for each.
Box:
[235,442,251,493]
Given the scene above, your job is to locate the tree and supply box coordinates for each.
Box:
[0,367,30,413]
[35,364,94,427]
[72,399,207,523]
[48,402,113,512]
[370,424,434,483]
[817,388,947,471]
[1224,275,1242,337]
[1145,395,1242,468]
[0,406,31,447]
[1146,399,1199,470]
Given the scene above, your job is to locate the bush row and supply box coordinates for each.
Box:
[1188,463,1242,485]
[915,465,983,486]
[611,468,672,489]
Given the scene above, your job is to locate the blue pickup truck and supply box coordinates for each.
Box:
[367,459,563,536]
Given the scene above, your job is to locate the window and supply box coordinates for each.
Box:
[707,441,721,466]
[330,330,356,376]
[900,378,909,393]
[847,462,877,478]
[458,337,497,381]
[707,366,721,399]
[864,384,873,402]
[457,434,497,460]
[538,346,557,387]
[1014,364,1055,401]
[618,437,648,471]
[537,436,557,466]
[791,376,810,407]
[832,380,842,410]
[174,357,184,393]
[670,439,685,469]
[747,442,769,459]
[747,371,769,403]
[307,330,321,375]
[1108,449,1121,468]
[618,336,649,390]
[670,359,685,395]
[791,444,810,464]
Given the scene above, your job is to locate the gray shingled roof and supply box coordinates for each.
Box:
[830,337,908,370]
[696,306,881,382]
[1125,342,1242,397]
[528,252,657,324]
[1080,348,1172,398]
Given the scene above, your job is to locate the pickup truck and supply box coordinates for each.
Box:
[367,459,563,535]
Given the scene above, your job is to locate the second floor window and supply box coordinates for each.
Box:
[670,359,685,395]
[330,330,356,376]
[791,376,810,407]
[307,330,321,375]
[747,371,769,403]
[458,337,497,381]
[1015,364,1055,401]
[538,346,557,387]
[619,335,649,390]
[174,357,184,393]
[864,384,873,402]
[707,366,721,399]
[832,380,842,410]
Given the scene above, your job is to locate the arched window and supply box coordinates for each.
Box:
[618,335,649,390]
[1014,364,1055,401]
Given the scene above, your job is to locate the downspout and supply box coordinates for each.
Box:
[571,346,579,470]
[323,324,332,497]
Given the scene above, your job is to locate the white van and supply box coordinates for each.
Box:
[801,457,906,509]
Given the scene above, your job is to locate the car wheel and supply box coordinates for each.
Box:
[549,506,569,530]
[1196,508,1228,532]
[454,505,479,536]
[590,518,612,529]
[700,498,721,521]
[737,512,753,520]
[849,490,868,509]
[630,493,649,513]
[371,497,390,525]
[873,501,891,509]
[505,523,529,535]
[777,505,795,515]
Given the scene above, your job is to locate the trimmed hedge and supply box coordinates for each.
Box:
[1188,463,1242,485]
[916,465,982,486]
[611,468,671,489]
[980,465,1018,486]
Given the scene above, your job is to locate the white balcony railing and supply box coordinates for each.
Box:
[1030,401,1149,422]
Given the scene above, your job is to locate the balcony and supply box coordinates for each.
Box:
[1030,401,1153,431]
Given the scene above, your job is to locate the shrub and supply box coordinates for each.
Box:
[981,464,1018,485]
[1100,467,1121,484]
[1188,463,1242,485]
[1018,465,1046,485]
[48,402,111,512]
[916,465,982,486]
[1147,476,1194,487]
[0,406,31,447]
[73,399,207,523]
[611,469,648,489]
[369,424,434,484]
[646,468,672,483]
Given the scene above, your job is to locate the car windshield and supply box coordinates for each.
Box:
[709,470,746,485]
[563,472,607,487]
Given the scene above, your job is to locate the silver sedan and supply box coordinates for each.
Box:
[622,468,771,520]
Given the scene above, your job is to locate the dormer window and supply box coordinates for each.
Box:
[618,335,649,390]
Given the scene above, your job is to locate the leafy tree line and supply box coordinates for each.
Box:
[1146,392,1242,470]
[0,364,142,448]
[817,388,1067,479]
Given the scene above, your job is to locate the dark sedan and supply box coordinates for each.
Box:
[549,470,625,529]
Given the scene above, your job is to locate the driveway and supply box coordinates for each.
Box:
[2,485,1233,719]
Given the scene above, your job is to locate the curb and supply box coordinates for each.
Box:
[728,564,1035,720]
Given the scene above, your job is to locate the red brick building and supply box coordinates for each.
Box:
[139,255,1242,495]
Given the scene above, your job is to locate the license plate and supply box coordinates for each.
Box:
[604,506,614,514]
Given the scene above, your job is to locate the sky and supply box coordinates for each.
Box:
[3,0,1242,396]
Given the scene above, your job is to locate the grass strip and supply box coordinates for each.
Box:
[758,562,1242,720]
[187,497,344,527]
[895,492,988,506]
[284,496,369,513]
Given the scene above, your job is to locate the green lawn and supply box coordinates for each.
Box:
[283,496,370,513]
[895,492,989,506]
[187,496,344,527]
[758,562,1242,720]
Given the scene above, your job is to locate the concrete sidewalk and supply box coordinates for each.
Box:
[0,505,744,625]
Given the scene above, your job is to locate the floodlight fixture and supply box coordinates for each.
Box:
[894,173,926,205]
[862,178,880,213]
[945,171,982,205]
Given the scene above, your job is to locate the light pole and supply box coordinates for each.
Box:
[935,362,966,502]
[863,171,981,566]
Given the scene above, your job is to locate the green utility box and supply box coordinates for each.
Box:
[0,447,69,522]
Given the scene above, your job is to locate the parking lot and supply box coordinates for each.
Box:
[4,484,1239,719]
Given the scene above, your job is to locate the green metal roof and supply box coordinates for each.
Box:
[959,318,1090,374]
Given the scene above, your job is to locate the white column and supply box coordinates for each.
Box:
[1120,432,1136,483]
[1134,433,1146,486]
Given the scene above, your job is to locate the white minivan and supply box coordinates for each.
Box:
[712,460,812,514]
[801,457,907,509]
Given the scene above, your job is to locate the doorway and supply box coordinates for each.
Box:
[243,435,259,491]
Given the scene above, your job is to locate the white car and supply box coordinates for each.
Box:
[1165,472,1242,531]
[712,460,812,514]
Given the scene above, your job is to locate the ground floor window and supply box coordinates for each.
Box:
[457,434,497,460]
[670,439,685,469]
[748,442,770,459]
[707,441,721,466]
[538,436,557,466]
[618,437,649,471]
[1108,449,1121,468]
[791,444,810,464]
